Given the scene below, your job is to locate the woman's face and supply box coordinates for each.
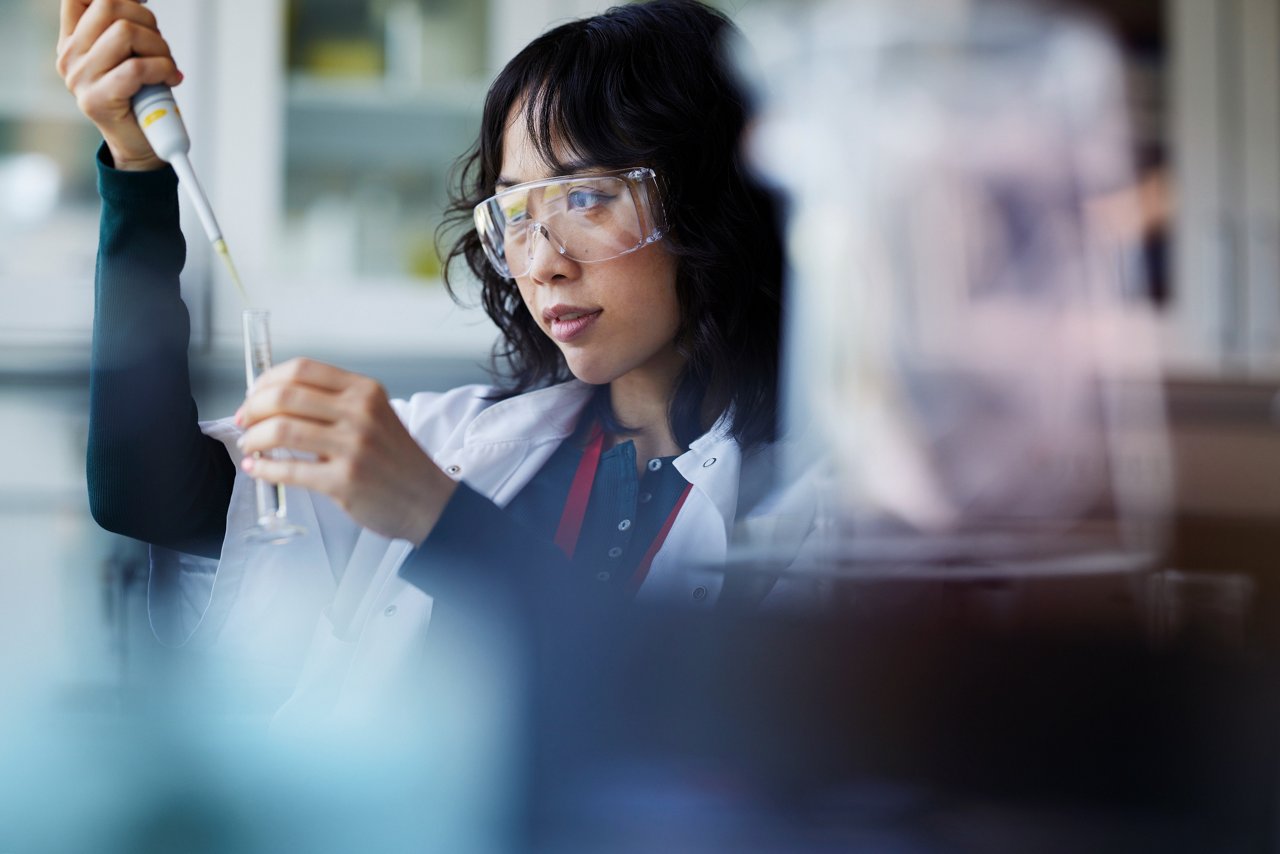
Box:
[499,106,683,388]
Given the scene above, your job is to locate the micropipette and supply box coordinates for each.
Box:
[130,82,249,303]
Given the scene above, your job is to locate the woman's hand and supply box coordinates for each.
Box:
[236,358,458,547]
[56,0,183,171]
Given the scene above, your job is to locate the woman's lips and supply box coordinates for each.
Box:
[543,304,603,343]
[548,309,603,343]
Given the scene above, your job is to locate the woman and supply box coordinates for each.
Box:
[58,0,814,719]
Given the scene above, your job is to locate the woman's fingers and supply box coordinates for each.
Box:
[64,19,173,93]
[238,454,378,509]
[254,358,381,395]
[57,0,160,80]
[239,380,350,429]
[240,454,344,496]
[237,360,395,457]
[238,413,358,460]
[241,358,390,428]
[66,34,180,120]
[95,55,184,102]
[58,0,94,44]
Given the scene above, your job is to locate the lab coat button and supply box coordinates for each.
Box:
[618,519,632,531]
[445,464,462,477]
[383,604,398,617]
[702,457,716,468]
[693,586,707,601]
[607,546,623,559]
[647,458,662,472]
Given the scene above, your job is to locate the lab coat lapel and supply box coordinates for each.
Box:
[448,380,595,506]
[673,415,742,541]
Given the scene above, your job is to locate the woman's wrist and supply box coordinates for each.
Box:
[408,465,460,548]
[104,141,167,173]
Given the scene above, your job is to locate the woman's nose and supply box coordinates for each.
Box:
[525,223,577,283]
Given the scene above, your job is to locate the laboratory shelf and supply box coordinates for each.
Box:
[284,77,485,171]
[286,75,489,112]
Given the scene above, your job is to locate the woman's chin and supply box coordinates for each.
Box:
[563,355,619,387]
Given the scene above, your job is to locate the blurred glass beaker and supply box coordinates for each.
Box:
[737,0,1173,576]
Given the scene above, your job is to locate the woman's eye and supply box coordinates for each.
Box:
[567,188,613,210]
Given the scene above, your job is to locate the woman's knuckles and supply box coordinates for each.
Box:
[96,0,140,23]
[54,42,75,79]
[267,384,296,412]
[268,419,296,446]
[347,429,377,458]
[104,17,138,45]
[77,89,126,124]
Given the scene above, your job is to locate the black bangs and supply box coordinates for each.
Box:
[438,0,785,452]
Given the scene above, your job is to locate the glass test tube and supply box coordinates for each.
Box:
[242,309,306,544]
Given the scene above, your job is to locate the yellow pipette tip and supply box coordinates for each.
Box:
[213,238,250,305]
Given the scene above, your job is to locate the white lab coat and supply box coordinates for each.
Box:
[147,379,819,726]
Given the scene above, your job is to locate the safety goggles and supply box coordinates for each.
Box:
[473,167,667,279]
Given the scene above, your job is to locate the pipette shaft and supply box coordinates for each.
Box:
[130,83,223,245]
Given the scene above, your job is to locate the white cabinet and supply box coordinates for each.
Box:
[192,0,492,358]
[189,0,621,360]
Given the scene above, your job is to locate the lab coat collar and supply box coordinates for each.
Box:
[448,380,596,506]
[463,379,595,447]
[674,408,742,530]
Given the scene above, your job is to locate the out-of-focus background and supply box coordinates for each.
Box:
[1,0,1279,850]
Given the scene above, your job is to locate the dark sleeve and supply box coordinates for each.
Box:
[86,143,235,560]
[400,482,583,602]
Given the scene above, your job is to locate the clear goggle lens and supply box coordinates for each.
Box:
[473,167,667,279]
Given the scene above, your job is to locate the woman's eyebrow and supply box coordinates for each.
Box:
[495,161,600,190]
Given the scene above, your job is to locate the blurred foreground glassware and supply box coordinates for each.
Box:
[735,0,1173,579]
[242,309,306,544]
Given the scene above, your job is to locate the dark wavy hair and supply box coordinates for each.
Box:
[438,0,783,451]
